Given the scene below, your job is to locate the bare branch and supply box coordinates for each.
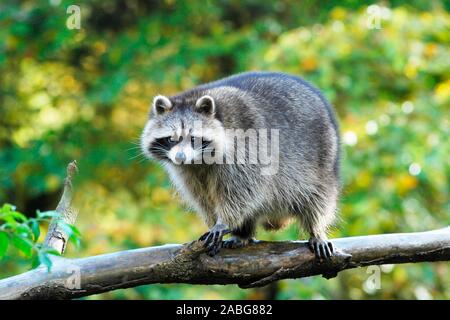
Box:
[43,160,78,254]
[0,227,448,299]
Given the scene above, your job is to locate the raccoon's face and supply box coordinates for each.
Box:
[141,94,225,165]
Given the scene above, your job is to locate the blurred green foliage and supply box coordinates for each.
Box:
[0,0,449,299]
[0,203,80,272]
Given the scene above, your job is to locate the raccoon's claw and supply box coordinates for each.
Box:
[308,237,334,261]
[199,223,230,256]
[222,237,257,249]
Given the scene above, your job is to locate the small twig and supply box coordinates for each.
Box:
[43,160,78,254]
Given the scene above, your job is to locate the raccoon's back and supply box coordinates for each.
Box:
[206,71,340,177]
[198,71,338,131]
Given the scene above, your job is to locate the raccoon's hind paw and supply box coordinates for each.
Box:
[308,237,334,261]
[222,237,257,249]
[198,223,230,257]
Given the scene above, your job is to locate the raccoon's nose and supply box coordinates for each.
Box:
[175,151,186,164]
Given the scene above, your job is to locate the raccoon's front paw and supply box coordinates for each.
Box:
[308,237,334,261]
[198,223,230,256]
[222,237,258,249]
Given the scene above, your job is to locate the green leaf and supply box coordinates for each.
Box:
[30,220,41,242]
[0,231,8,258]
[0,222,17,231]
[9,211,27,222]
[36,210,59,220]
[69,235,81,248]
[12,236,34,258]
[0,204,27,222]
[15,224,33,239]
[38,251,53,272]
[0,203,16,213]
[43,248,61,256]
[58,222,81,248]
[1,214,20,225]
[68,224,81,238]
[31,255,40,269]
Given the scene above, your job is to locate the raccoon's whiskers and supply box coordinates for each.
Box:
[128,153,146,161]
[127,146,142,152]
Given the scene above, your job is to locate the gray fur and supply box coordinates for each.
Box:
[141,71,341,249]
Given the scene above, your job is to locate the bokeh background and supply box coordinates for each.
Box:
[0,0,449,299]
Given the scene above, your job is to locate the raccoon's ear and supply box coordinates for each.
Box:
[152,95,172,115]
[195,95,215,115]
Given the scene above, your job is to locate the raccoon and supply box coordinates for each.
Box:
[140,71,341,260]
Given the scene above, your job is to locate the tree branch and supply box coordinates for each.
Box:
[1,161,448,299]
[43,160,78,254]
[0,227,448,299]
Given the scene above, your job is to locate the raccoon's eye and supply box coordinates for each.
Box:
[169,136,182,143]
[158,136,177,148]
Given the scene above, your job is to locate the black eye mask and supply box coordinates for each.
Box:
[148,137,177,160]
[153,137,178,150]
